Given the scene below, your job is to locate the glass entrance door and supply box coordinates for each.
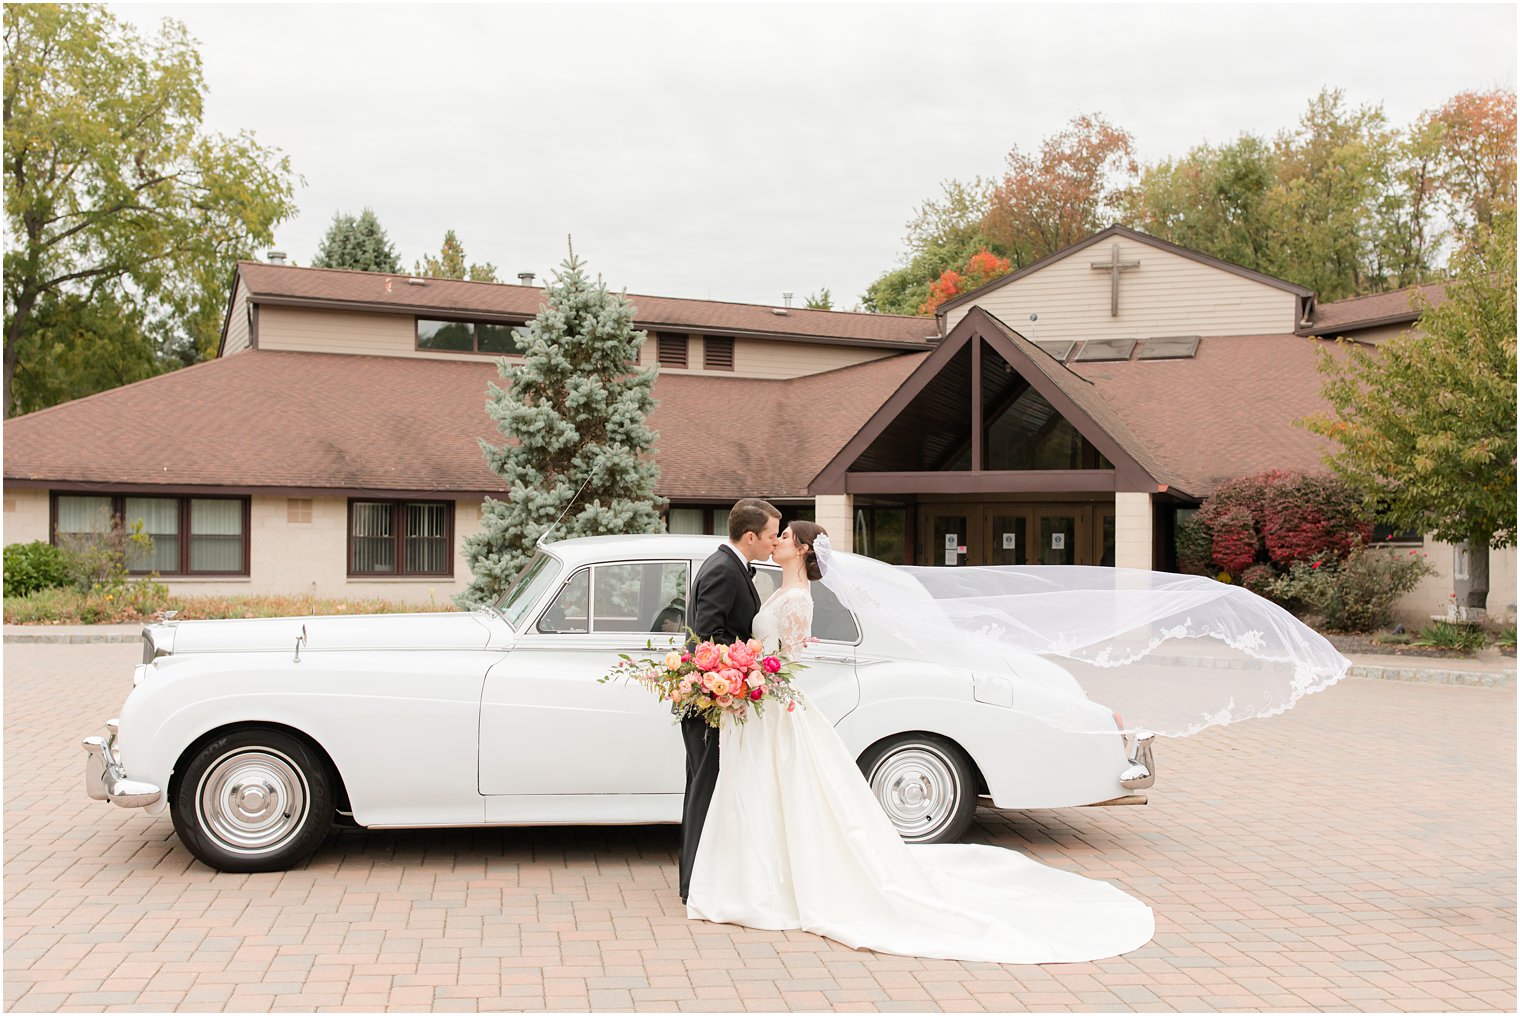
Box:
[926,511,969,567]
[984,512,1029,566]
[922,504,1107,566]
[1034,510,1083,566]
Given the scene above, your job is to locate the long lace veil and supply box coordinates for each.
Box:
[811,535,1351,738]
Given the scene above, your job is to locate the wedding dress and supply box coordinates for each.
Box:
[685,584,1156,964]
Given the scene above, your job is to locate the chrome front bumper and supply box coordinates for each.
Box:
[1119,730,1157,790]
[83,719,161,808]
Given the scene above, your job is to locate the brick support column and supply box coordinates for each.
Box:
[813,494,854,554]
[1114,492,1154,569]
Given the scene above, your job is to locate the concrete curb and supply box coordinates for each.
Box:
[1349,662,1515,688]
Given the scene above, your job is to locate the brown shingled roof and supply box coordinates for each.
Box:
[235,262,938,348]
[3,350,926,500]
[1071,333,1353,496]
[1306,281,1447,336]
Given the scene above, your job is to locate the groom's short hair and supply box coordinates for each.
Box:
[728,498,780,542]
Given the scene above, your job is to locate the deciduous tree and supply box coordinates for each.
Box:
[414,228,499,282]
[459,245,663,606]
[2,4,298,416]
[919,249,1013,314]
[1302,213,1517,615]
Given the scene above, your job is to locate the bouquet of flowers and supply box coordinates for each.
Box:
[600,634,806,728]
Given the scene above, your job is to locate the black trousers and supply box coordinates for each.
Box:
[678,715,720,900]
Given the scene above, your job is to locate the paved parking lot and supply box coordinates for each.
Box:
[4,641,1515,1013]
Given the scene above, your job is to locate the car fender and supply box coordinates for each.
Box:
[119,651,495,826]
[839,659,1132,809]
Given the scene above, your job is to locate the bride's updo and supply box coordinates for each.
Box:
[790,521,827,581]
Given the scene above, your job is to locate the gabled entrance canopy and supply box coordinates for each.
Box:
[809,306,1186,497]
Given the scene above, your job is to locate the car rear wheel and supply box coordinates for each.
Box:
[858,733,977,844]
[171,728,334,873]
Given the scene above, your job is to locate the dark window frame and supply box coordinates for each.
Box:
[49,492,251,577]
[415,316,531,357]
[346,498,456,578]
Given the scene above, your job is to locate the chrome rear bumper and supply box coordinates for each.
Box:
[83,719,161,808]
[1119,730,1156,790]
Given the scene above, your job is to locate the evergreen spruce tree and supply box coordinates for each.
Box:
[310,207,402,272]
[458,246,663,606]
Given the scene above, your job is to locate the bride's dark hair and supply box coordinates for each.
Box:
[789,521,827,581]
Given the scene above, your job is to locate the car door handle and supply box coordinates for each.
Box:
[809,653,854,664]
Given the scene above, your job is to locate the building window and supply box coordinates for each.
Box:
[417,318,529,356]
[657,333,688,368]
[348,499,454,577]
[52,493,249,576]
[704,336,734,371]
[666,507,707,534]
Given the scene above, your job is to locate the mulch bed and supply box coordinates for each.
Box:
[1322,632,1477,659]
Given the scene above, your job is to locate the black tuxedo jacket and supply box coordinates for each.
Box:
[689,546,761,647]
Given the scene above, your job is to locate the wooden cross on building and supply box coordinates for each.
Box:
[1090,243,1140,316]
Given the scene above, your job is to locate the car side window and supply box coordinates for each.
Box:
[752,566,860,644]
[537,568,590,634]
[592,561,690,634]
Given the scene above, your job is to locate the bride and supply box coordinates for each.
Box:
[684,521,1157,964]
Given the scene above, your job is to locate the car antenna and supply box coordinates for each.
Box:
[536,475,592,549]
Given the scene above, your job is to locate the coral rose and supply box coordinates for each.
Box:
[692,642,722,672]
[727,641,757,670]
[761,656,782,674]
[663,651,684,671]
[747,638,764,656]
[716,694,734,708]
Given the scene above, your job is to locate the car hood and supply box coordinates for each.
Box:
[152,611,498,655]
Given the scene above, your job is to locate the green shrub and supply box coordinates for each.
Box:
[1413,620,1487,651]
[1175,513,1213,575]
[1272,544,1434,632]
[3,541,70,597]
[1498,624,1517,649]
[1238,563,1279,597]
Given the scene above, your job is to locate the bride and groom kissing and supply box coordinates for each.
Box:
[673,498,1155,964]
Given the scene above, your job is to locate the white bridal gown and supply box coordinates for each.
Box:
[686,585,1156,964]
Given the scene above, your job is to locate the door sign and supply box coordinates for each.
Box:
[1002,532,1016,549]
[944,533,958,549]
[1051,533,1066,550]
[944,549,958,566]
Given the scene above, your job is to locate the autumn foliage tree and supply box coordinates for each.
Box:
[918,249,1012,314]
[982,114,1137,266]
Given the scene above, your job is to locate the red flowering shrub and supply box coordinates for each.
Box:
[1206,504,1260,574]
[1260,472,1372,565]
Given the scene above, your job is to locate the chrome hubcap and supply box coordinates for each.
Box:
[869,745,960,842]
[196,749,308,855]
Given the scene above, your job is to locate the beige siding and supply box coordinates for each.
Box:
[3,486,51,543]
[1388,539,1518,626]
[222,279,252,356]
[1114,492,1153,569]
[258,305,437,358]
[639,332,892,379]
[944,237,1299,340]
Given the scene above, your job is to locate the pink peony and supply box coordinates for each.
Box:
[761,656,782,674]
[692,642,722,672]
[727,641,757,670]
[750,687,763,700]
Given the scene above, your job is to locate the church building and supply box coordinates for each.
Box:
[5,225,1510,623]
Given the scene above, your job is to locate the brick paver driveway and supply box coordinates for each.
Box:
[4,642,1515,1013]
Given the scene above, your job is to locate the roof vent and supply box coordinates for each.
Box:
[405,277,427,286]
[266,250,287,265]
[518,272,536,287]
[772,307,789,316]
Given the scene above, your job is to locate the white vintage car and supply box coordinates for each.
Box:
[83,534,1156,873]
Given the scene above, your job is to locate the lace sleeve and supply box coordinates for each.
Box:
[777,590,814,659]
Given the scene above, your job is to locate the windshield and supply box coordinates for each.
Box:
[495,553,562,631]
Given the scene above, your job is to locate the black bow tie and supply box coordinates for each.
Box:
[746,563,757,578]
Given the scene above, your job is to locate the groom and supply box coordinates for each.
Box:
[678,497,781,903]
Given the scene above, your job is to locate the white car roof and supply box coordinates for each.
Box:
[537,533,729,569]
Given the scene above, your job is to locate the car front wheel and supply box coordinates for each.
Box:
[171,728,334,873]
[858,733,977,844]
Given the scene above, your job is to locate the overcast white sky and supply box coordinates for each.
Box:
[111,2,1516,310]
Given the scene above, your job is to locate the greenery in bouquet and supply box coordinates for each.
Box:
[601,634,806,728]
